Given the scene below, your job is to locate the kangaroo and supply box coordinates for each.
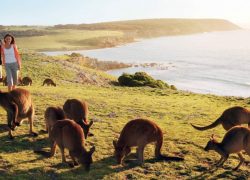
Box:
[2,76,7,86]
[35,120,95,171]
[191,106,250,131]
[63,99,93,139]
[2,76,22,86]
[42,78,56,87]
[113,118,184,164]
[0,88,37,139]
[21,77,32,86]
[43,106,66,134]
[204,126,250,170]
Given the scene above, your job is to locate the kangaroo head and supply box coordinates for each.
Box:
[204,134,218,151]
[113,140,126,164]
[77,120,93,139]
[79,146,95,171]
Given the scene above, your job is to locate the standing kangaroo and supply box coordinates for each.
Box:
[43,106,66,135]
[0,88,37,139]
[63,99,93,139]
[191,106,250,131]
[35,120,95,171]
[113,118,184,164]
[204,126,250,170]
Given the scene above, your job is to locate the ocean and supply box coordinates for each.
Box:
[44,30,250,97]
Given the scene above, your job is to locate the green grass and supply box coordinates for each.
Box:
[16,29,124,51]
[0,53,249,179]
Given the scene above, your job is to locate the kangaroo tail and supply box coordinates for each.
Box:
[158,154,184,161]
[191,117,222,131]
[33,150,51,157]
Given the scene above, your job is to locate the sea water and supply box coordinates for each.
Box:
[44,30,250,97]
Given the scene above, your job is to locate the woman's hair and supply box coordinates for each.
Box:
[4,34,15,44]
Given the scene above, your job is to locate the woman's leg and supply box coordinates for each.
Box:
[10,63,19,90]
[0,65,2,79]
[5,63,13,91]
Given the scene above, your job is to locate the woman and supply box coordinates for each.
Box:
[1,34,21,91]
[0,40,3,81]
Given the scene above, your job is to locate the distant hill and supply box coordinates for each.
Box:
[0,19,241,51]
[53,18,240,38]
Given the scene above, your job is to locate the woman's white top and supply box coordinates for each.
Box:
[4,45,17,63]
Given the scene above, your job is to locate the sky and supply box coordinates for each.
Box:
[1,0,250,27]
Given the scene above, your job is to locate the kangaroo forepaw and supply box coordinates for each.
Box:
[30,132,38,137]
[73,161,79,166]
[233,167,239,171]
[88,132,94,137]
[39,130,48,134]
[215,163,223,168]
[244,160,250,165]
[68,162,75,168]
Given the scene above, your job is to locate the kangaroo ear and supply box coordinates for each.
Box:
[88,121,93,127]
[89,146,95,155]
[113,140,117,148]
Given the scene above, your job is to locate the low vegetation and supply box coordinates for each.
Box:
[118,72,171,88]
[68,53,132,71]
[0,52,249,179]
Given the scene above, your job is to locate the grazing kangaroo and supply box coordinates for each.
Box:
[191,106,250,131]
[35,120,95,170]
[113,119,184,164]
[43,106,66,134]
[0,88,37,139]
[63,99,93,139]
[21,77,32,86]
[42,78,56,87]
[204,126,250,170]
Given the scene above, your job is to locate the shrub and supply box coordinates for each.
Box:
[70,52,82,57]
[118,72,170,88]
[170,85,177,90]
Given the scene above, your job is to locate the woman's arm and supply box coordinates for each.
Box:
[1,46,5,65]
[13,44,21,68]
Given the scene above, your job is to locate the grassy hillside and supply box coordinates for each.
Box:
[16,30,125,51]
[0,18,240,51]
[0,53,249,179]
[54,18,240,37]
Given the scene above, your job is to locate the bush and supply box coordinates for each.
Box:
[170,85,177,90]
[118,72,170,88]
[70,52,82,57]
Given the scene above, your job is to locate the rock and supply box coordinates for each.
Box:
[108,112,117,118]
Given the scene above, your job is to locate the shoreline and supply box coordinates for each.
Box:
[107,67,250,98]
[40,30,250,98]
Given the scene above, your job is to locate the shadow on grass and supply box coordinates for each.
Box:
[188,157,250,180]
[169,137,204,150]
[0,130,49,153]
[214,169,250,179]
[0,147,186,179]
[0,124,8,134]
[189,166,250,180]
[46,152,184,179]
